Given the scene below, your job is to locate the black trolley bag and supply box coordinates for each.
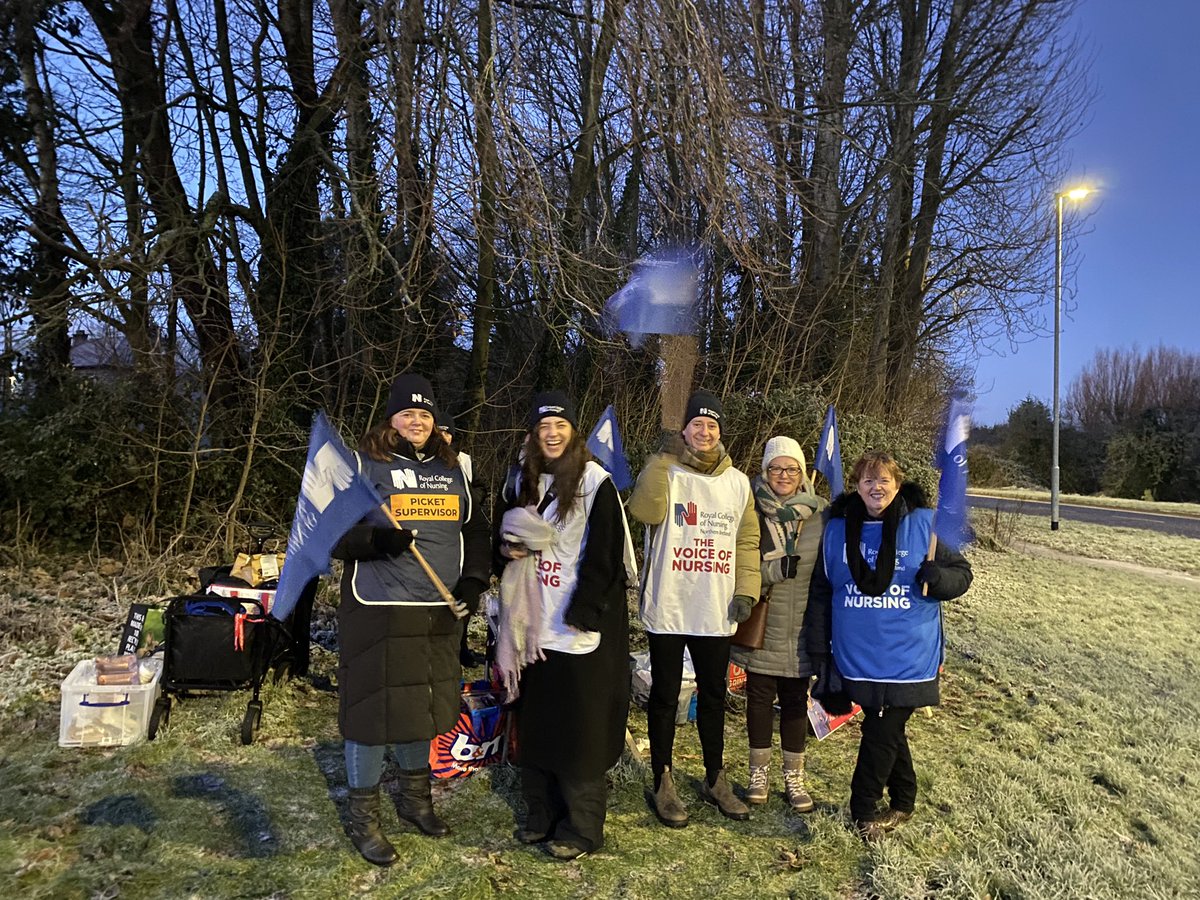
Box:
[148,593,290,745]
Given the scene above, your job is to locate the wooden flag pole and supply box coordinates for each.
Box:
[659,333,698,431]
[379,502,463,617]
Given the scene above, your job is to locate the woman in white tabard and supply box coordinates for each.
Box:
[495,390,636,860]
[627,390,761,827]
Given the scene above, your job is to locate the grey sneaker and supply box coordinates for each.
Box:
[700,769,750,820]
[652,770,689,828]
[783,767,814,812]
[746,764,769,805]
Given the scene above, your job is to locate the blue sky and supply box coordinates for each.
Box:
[970,0,1200,425]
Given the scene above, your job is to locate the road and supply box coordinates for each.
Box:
[966,494,1200,540]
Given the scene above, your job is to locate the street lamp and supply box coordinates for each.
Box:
[1051,186,1090,531]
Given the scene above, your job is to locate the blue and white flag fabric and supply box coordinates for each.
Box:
[602,249,699,347]
[933,389,973,551]
[272,412,385,621]
[586,405,634,490]
[815,405,844,498]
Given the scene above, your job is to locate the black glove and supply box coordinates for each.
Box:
[811,654,853,716]
[453,579,485,616]
[657,430,687,458]
[729,595,755,624]
[563,600,603,633]
[915,561,943,594]
[782,555,802,579]
[373,527,415,556]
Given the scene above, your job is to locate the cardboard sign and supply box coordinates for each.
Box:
[117,604,150,656]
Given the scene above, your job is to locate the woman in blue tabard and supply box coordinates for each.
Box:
[804,450,972,842]
[330,373,491,866]
[494,390,636,860]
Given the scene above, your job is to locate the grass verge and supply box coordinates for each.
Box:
[2,542,1199,898]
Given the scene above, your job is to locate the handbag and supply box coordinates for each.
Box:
[731,596,769,650]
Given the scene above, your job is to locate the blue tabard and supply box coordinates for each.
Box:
[821,508,942,684]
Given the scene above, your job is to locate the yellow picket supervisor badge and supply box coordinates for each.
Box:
[389,492,460,522]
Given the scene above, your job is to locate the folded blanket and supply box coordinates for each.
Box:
[497,505,559,698]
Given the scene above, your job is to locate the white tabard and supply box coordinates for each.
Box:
[530,462,637,654]
[639,462,750,636]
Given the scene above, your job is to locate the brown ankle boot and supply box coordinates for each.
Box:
[347,787,398,866]
[394,768,450,837]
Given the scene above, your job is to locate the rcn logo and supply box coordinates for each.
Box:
[410,392,429,405]
[674,501,697,526]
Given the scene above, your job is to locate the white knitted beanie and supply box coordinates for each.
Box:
[761,436,807,479]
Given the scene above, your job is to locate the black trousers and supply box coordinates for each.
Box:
[745,671,810,753]
[646,632,731,780]
[850,705,917,821]
[521,764,608,852]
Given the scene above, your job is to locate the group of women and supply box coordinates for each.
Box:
[330,373,972,866]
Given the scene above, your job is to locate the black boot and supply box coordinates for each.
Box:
[395,768,450,837]
[347,787,398,866]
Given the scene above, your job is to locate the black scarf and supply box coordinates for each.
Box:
[844,492,902,596]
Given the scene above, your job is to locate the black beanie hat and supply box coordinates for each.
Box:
[529,389,579,431]
[385,373,437,419]
[684,390,723,432]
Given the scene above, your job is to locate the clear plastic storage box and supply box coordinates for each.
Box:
[59,656,163,748]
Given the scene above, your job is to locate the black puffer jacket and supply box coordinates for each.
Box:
[804,483,972,709]
[333,441,491,745]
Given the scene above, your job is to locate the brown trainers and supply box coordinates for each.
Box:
[855,808,912,843]
[875,808,913,830]
[699,769,750,821]
[652,769,689,828]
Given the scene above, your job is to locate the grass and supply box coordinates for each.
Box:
[2,525,1200,898]
[967,488,1200,519]
[969,506,1200,576]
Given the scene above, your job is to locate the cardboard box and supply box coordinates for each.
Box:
[59,657,162,748]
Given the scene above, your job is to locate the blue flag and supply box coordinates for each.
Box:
[272,412,386,621]
[586,405,634,490]
[815,405,844,498]
[602,250,699,347]
[933,389,973,551]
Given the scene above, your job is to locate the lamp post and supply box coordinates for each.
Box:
[1051,186,1090,531]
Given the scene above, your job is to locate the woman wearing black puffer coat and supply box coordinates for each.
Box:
[331,373,491,866]
[805,450,972,842]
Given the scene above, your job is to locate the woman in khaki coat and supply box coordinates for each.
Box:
[730,436,826,811]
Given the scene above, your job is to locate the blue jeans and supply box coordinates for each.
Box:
[345,739,431,789]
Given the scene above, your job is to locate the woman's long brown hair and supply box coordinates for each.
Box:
[360,421,458,468]
[518,429,591,522]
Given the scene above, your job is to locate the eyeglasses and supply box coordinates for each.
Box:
[767,466,801,477]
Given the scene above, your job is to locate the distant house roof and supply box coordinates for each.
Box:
[69,331,133,371]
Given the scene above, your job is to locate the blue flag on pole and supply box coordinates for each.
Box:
[933,389,973,551]
[815,405,844,498]
[586,405,634,490]
[602,249,699,347]
[272,412,386,621]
